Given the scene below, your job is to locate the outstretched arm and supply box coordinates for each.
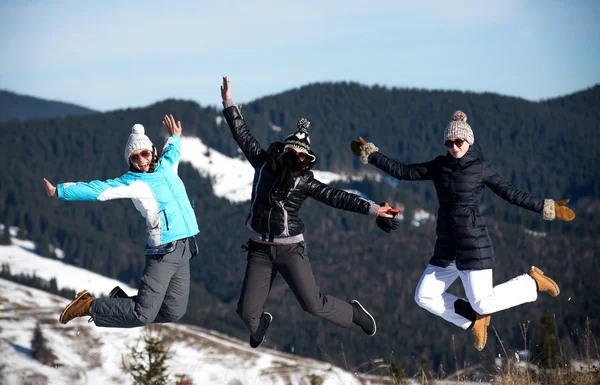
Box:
[43,176,134,202]
[483,162,575,221]
[221,76,265,168]
[305,174,392,217]
[351,137,434,181]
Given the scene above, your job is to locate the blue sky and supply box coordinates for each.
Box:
[1,0,598,111]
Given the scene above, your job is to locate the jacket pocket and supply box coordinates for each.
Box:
[470,207,477,228]
[161,210,170,231]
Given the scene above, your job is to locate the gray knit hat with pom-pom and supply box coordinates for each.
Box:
[444,111,474,145]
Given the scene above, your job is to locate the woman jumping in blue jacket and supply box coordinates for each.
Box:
[43,115,199,328]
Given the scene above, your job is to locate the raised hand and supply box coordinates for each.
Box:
[162,114,182,136]
[555,199,576,221]
[43,178,57,197]
[221,76,231,101]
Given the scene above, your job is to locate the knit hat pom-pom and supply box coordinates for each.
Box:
[131,124,145,134]
[452,111,467,122]
[297,118,310,131]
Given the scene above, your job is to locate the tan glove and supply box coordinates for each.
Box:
[555,199,576,221]
[350,137,379,164]
[350,137,367,157]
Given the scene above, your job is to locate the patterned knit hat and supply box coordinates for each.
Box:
[124,124,154,164]
[444,111,474,145]
[284,118,316,162]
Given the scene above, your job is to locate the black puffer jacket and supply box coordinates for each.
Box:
[369,144,545,270]
[224,105,376,241]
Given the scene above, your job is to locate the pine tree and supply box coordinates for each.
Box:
[31,322,57,366]
[536,311,560,368]
[0,224,11,245]
[122,326,171,385]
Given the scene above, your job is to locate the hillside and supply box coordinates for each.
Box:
[0,235,392,385]
[0,84,598,371]
[0,90,95,122]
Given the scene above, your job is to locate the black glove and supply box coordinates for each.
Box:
[375,202,400,233]
[376,216,399,233]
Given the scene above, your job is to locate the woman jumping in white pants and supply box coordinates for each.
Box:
[351,110,576,350]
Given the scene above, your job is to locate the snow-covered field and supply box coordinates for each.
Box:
[0,237,391,385]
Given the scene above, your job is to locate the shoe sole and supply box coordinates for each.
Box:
[530,266,560,296]
[250,312,273,348]
[351,300,376,337]
[476,330,488,351]
[474,314,491,351]
[59,289,89,324]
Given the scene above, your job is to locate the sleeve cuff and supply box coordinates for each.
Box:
[360,142,379,164]
[222,99,236,108]
[368,202,379,216]
[543,199,555,220]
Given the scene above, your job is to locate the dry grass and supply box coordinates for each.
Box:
[491,317,600,385]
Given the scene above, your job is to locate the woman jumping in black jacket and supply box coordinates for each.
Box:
[221,77,395,348]
[351,110,575,350]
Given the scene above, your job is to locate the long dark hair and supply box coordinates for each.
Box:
[128,146,159,173]
[266,142,315,197]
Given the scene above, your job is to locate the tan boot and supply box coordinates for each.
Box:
[59,290,95,324]
[472,313,491,351]
[528,266,560,296]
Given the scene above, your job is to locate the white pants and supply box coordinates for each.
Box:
[414,263,538,330]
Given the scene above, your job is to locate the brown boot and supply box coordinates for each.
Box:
[528,266,560,296]
[472,313,491,351]
[59,290,95,324]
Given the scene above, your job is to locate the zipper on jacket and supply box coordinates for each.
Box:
[266,175,279,237]
[470,207,476,227]
[161,210,170,231]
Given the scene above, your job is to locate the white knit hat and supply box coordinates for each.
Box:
[444,111,474,145]
[124,124,154,164]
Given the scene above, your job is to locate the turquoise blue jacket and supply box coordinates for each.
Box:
[57,135,199,247]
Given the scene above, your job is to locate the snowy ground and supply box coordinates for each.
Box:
[0,236,391,385]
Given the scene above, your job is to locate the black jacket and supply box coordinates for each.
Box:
[370,144,544,270]
[223,105,375,241]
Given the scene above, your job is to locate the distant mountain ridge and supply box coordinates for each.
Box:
[0,90,96,122]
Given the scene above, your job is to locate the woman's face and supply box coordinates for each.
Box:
[283,147,307,162]
[445,138,470,159]
[129,149,153,172]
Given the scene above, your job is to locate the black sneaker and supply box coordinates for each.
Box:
[109,286,129,299]
[88,286,128,323]
[351,300,376,336]
[249,312,273,348]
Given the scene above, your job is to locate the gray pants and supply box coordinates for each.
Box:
[90,238,193,328]
[237,240,353,339]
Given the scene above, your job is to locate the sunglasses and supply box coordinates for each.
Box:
[129,150,152,163]
[444,139,465,149]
